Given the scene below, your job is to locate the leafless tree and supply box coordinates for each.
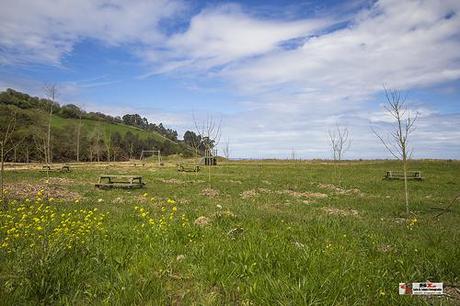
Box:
[290,148,296,161]
[43,83,58,164]
[103,128,112,162]
[328,124,351,161]
[193,113,222,185]
[90,124,103,162]
[76,104,84,162]
[193,113,222,151]
[372,87,419,215]
[1,113,21,210]
[222,137,230,160]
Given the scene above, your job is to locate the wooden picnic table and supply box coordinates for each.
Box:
[384,171,423,180]
[177,164,200,172]
[40,165,71,173]
[95,174,145,189]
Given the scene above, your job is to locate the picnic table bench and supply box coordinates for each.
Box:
[384,171,423,180]
[177,164,200,173]
[40,165,71,173]
[95,175,145,189]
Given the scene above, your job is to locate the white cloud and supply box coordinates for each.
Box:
[0,0,183,65]
[223,0,460,98]
[1,0,460,159]
[142,4,331,74]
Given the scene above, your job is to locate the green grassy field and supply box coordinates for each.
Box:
[1,160,459,305]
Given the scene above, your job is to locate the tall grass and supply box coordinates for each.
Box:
[1,160,459,304]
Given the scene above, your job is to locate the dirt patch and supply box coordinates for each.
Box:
[4,182,81,201]
[39,177,76,185]
[240,189,258,199]
[225,179,242,184]
[318,183,363,195]
[444,285,460,303]
[278,190,328,199]
[194,216,211,227]
[321,207,359,217]
[158,178,185,184]
[377,244,393,253]
[201,188,219,198]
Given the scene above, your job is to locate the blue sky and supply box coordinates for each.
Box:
[1,0,460,159]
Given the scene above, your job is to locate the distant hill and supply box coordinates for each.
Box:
[0,88,191,162]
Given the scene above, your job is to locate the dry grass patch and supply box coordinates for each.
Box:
[4,182,81,201]
[194,216,211,227]
[201,188,220,198]
[317,183,363,195]
[321,207,359,217]
[158,178,185,184]
[240,189,258,199]
[278,190,328,199]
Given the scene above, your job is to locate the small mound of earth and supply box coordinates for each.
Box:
[201,188,219,198]
[318,183,362,195]
[194,216,211,227]
[321,207,359,217]
[240,189,258,199]
[5,182,81,201]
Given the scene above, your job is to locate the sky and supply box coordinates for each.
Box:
[1,0,460,159]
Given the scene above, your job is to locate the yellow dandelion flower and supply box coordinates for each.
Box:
[167,198,175,204]
[172,207,177,212]
[143,192,148,197]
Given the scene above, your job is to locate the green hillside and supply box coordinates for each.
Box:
[51,116,173,144]
[0,88,191,162]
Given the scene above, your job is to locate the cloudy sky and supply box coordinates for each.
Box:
[1,0,459,159]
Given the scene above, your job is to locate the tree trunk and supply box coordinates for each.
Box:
[403,157,409,215]
[47,107,53,164]
[1,145,6,210]
[76,119,81,162]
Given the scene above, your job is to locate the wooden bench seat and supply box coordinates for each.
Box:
[95,175,145,189]
[177,164,200,173]
[384,171,423,180]
[40,165,71,173]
